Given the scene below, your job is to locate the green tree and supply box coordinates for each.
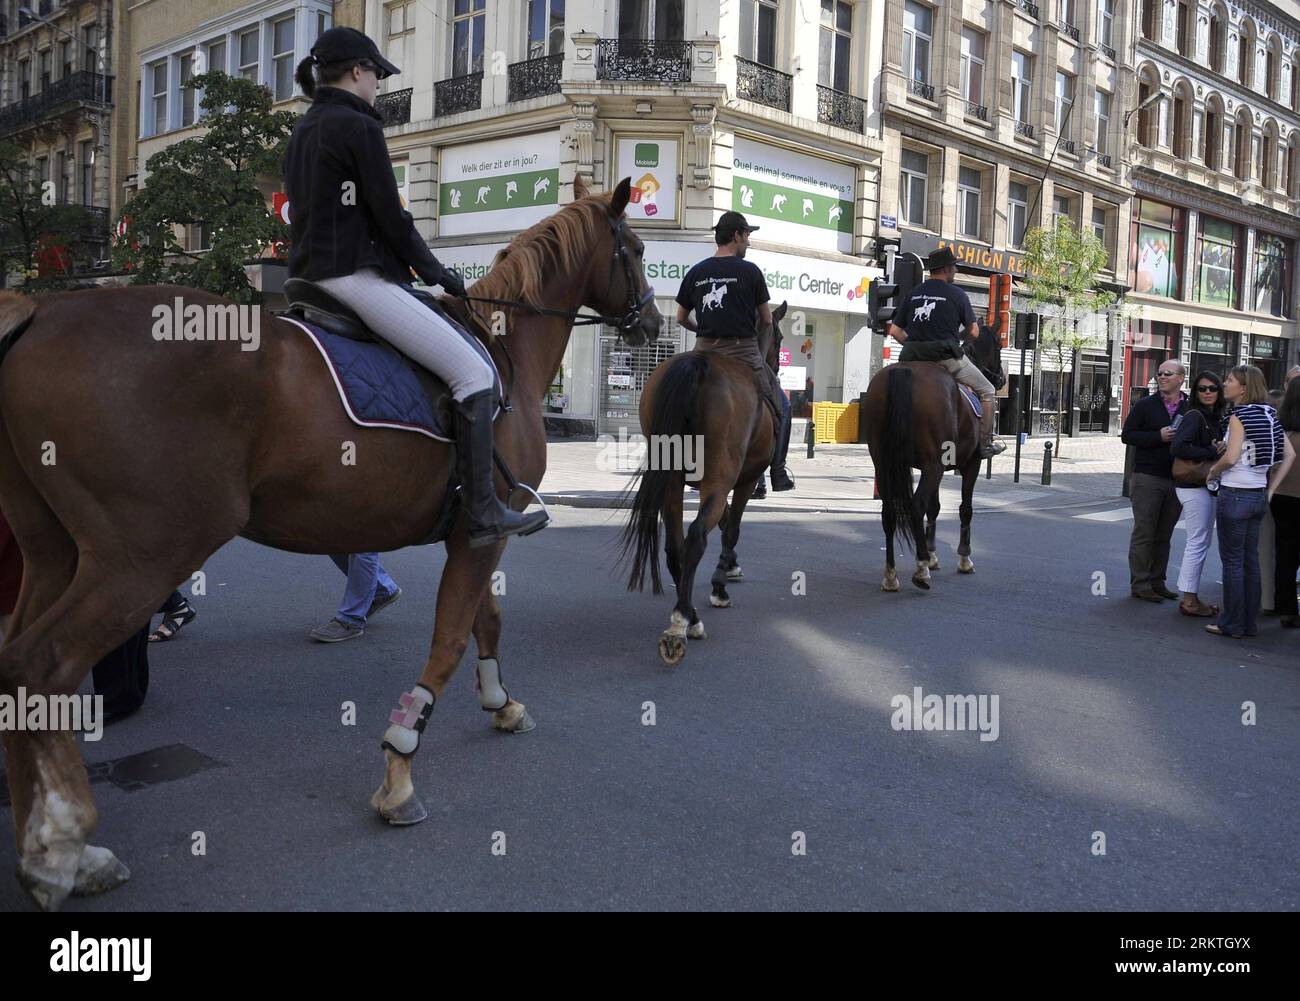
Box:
[112,71,297,303]
[0,141,98,291]
[1020,216,1117,457]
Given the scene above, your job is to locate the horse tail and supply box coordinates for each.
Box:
[877,365,917,550]
[619,351,709,595]
[0,292,37,373]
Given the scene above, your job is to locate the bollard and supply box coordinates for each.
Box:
[985,454,993,479]
[807,419,815,459]
[1014,431,1025,483]
[1041,441,1053,486]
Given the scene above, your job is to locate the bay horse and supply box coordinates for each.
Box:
[862,322,1004,591]
[0,176,659,910]
[620,302,788,665]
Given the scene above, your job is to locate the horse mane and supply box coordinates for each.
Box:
[466,189,615,335]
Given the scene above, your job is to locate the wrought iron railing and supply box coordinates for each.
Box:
[1060,138,1077,155]
[0,71,113,135]
[1060,20,1079,42]
[908,78,935,101]
[434,72,482,117]
[1015,119,1035,139]
[1018,0,1040,18]
[736,57,792,112]
[1095,151,1113,168]
[375,87,411,127]
[596,38,693,83]
[817,84,865,132]
[966,101,988,121]
[508,52,563,102]
[1099,43,1116,61]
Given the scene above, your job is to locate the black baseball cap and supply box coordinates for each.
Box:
[714,211,760,241]
[311,27,400,79]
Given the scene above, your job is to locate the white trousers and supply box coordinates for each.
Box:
[314,267,493,400]
[1175,486,1216,595]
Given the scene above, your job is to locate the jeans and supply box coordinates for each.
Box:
[330,554,398,628]
[1128,472,1183,593]
[1216,486,1270,636]
[1271,493,1300,616]
[1174,487,1216,595]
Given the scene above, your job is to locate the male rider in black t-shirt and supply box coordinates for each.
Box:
[675,211,794,491]
[888,247,1005,457]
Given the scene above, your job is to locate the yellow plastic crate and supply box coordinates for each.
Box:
[811,402,859,443]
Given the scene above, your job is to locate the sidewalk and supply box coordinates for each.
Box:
[540,434,1129,514]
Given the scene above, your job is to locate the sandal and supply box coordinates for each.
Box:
[149,601,197,643]
[1179,601,1219,617]
[1204,624,1242,639]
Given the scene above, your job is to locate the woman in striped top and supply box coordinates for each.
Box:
[1205,366,1297,638]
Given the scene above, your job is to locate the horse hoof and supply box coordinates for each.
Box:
[493,700,536,734]
[377,792,427,826]
[911,573,931,591]
[709,593,730,608]
[659,632,687,665]
[17,863,75,912]
[958,557,975,574]
[928,555,941,570]
[882,572,900,592]
[726,566,744,580]
[687,620,706,640]
[71,845,130,898]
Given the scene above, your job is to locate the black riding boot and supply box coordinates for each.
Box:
[455,390,549,548]
[770,407,795,491]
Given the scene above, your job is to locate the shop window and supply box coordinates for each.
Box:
[1252,232,1290,316]
[1132,199,1182,298]
[1195,216,1238,308]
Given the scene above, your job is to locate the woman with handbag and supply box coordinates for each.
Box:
[1170,371,1227,617]
[1205,365,1297,639]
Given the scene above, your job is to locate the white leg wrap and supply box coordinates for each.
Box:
[381,685,435,757]
[476,657,509,712]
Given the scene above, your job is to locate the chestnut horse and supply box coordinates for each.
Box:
[620,302,788,665]
[0,177,659,910]
[862,322,1004,591]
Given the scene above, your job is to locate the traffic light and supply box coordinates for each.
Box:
[868,255,922,334]
[986,272,1012,348]
[1014,311,1039,351]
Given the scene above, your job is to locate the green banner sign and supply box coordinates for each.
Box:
[732,177,852,235]
[439,168,560,216]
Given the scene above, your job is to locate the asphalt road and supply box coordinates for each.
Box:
[1,494,1297,911]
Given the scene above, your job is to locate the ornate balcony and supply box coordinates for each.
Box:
[375,88,411,127]
[508,53,564,102]
[1060,21,1080,42]
[966,101,988,121]
[1060,138,1077,155]
[1099,44,1116,61]
[736,57,792,112]
[1018,0,1040,18]
[1015,120,1035,139]
[908,78,935,101]
[817,85,865,132]
[1095,151,1113,169]
[596,38,693,83]
[0,71,113,136]
[434,72,482,117]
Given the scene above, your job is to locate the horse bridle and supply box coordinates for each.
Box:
[461,215,655,337]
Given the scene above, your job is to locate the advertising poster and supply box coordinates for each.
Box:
[732,137,855,253]
[1134,225,1176,297]
[615,137,680,222]
[438,132,561,236]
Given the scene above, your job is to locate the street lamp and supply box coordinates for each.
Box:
[1122,88,1169,129]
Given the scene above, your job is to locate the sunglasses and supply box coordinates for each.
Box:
[1196,385,1220,393]
[1157,371,1180,377]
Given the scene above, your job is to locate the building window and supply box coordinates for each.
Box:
[39,49,51,91]
[1052,192,1075,227]
[33,157,48,194]
[1262,131,1278,190]
[1094,90,1110,156]
[83,25,98,73]
[1208,13,1224,73]
[150,60,168,134]
[1267,43,1279,101]
[179,53,196,127]
[1133,199,1182,298]
[959,27,985,108]
[453,0,487,77]
[957,165,982,239]
[80,141,95,206]
[1171,89,1189,157]
[387,1,415,36]
[901,2,932,88]
[56,152,72,203]
[1012,51,1032,124]
[1195,216,1238,308]
[17,60,30,101]
[619,0,684,40]
[272,16,296,100]
[317,11,333,41]
[207,39,228,76]
[1205,105,1222,169]
[238,27,260,82]
[1289,143,1299,196]
[1091,205,1107,248]
[1009,181,1030,248]
[1061,0,1076,27]
[1239,32,1250,87]
[820,0,853,92]
[739,0,777,66]
[1097,0,1114,49]
[1055,72,1074,138]
[60,40,73,79]
[1176,1,1191,57]
[1141,0,1158,41]
[1234,117,1251,180]
[899,149,928,228]
[1252,233,1290,316]
[1292,62,1300,111]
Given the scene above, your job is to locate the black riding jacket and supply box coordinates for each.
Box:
[283,86,452,287]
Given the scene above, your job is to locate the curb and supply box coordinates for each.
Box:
[540,492,1128,517]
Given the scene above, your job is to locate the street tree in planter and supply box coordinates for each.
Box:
[1020,216,1117,458]
[0,141,98,291]
[112,71,297,303]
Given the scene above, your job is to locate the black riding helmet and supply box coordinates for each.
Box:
[310,26,401,79]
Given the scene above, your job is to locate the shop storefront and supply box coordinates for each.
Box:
[1187,328,1238,383]
[1123,319,1182,419]
[1249,333,1285,389]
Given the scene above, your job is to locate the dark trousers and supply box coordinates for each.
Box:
[1128,472,1183,593]
[1272,493,1300,617]
[91,624,151,717]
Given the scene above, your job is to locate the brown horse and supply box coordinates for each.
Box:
[0,176,659,910]
[862,323,1004,591]
[620,302,788,665]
